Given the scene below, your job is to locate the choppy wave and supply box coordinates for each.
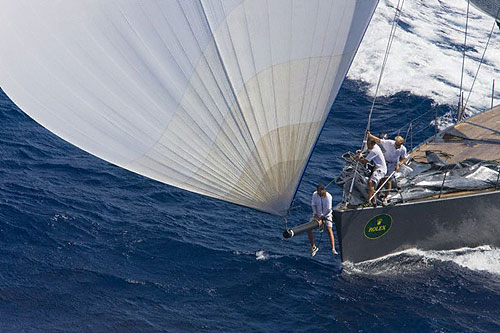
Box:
[425,245,500,274]
[345,245,500,276]
[350,0,500,114]
[1,2,500,331]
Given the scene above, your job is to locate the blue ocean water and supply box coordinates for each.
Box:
[0,80,499,332]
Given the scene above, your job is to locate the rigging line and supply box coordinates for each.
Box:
[394,108,435,130]
[282,216,289,230]
[386,106,446,137]
[315,223,325,253]
[324,153,364,191]
[409,121,438,138]
[463,17,499,114]
[325,176,337,189]
[386,102,452,135]
[404,122,412,142]
[347,0,405,204]
[290,2,379,213]
[366,0,404,132]
[458,0,470,121]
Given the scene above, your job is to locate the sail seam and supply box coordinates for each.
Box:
[291,1,380,212]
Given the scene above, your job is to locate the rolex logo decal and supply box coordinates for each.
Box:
[364,214,392,239]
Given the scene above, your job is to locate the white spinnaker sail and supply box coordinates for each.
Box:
[0,0,377,216]
[470,0,500,19]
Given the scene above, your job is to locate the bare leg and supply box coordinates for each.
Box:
[378,177,386,191]
[307,230,315,248]
[368,180,376,204]
[327,225,335,250]
[377,177,387,201]
[385,178,392,199]
[307,219,322,248]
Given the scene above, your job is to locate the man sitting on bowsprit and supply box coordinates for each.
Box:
[307,184,337,257]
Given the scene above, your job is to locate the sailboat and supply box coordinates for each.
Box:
[333,102,500,263]
[329,0,500,263]
[0,1,498,264]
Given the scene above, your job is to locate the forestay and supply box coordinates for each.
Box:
[0,0,377,216]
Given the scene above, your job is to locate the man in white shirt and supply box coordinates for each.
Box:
[307,184,337,257]
[354,138,387,205]
[367,131,408,201]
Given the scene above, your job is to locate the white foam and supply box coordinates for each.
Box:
[255,250,268,260]
[345,245,500,275]
[234,250,275,260]
[125,278,146,285]
[424,245,500,275]
[255,250,283,261]
[350,0,500,112]
[50,213,70,221]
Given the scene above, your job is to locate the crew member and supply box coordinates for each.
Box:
[354,138,387,205]
[307,184,337,257]
[366,131,408,201]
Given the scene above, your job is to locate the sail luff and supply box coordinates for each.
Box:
[288,1,380,210]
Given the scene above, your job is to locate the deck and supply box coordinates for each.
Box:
[407,105,500,201]
[411,105,500,163]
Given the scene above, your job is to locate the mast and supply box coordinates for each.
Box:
[493,79,496,109]
[458,0,470,123]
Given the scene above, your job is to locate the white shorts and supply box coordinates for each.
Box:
[311,216,333,228]
[370,169,385,187]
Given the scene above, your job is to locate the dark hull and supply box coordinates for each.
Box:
[334,190,500,263]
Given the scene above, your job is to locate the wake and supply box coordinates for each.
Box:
[350,0,500,117]
[344,245,500,276]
